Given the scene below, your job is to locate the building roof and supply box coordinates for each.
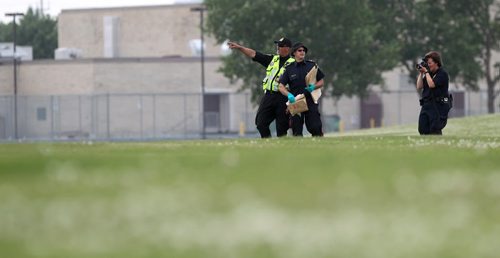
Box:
[60,3,202,14]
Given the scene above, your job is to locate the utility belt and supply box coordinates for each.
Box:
[264,90,279,95]
[419,96,451,106]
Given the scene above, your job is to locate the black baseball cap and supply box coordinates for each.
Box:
[274,37,292,47]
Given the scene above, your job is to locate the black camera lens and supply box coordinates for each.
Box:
[416,59,428,70]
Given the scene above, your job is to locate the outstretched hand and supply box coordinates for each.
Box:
[227,41,241,49]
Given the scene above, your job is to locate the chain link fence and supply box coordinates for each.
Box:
[0,93,257,141]
[0,90,497,141]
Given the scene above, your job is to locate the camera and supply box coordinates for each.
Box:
[415,58,429,70]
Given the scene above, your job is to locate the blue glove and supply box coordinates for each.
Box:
[306,83,315,93]
[287,93,295,103]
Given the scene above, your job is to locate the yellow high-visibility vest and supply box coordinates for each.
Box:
[262,55,295,91]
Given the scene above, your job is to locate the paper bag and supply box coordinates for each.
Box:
[305,64,322,104]
[287,94,308,116]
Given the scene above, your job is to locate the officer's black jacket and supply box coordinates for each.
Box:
[252,51,291,69]
[278,60,325,96]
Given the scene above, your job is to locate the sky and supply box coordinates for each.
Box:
[0,0,201,22]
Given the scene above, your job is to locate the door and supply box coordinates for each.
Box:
[360,93,383,128]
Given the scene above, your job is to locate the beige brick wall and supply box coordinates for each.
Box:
[0,57,253,138]
[1,60,95,95]
[16,61,95,95]
[58,4,221,58]
[0,62,14,94]
[3,57,236,96]
[91,58,233,94]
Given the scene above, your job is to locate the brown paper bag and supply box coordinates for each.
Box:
[305,64,322,104]
[287,94,308,116]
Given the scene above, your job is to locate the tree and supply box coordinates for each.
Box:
[205,0,400,104]
[0,7,57,59]
[205,0,500,113]
[454,0,500,113]
[0,22,11,41]
[376,0,483,88]
[387,0,499,113]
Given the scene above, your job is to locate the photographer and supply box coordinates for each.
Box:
[416,51,451,135]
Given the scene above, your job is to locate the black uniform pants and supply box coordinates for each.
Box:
[290,95,323,137]
[418,101,448,135]
[255,91,289,138]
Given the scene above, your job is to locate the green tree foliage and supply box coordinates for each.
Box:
[389,0,483,90]
[206,0,500,113]
[452,0,500,113]
[391,0,499,113]
[0,23,11,41]
[205,0,400,104]
[0,7,57,59]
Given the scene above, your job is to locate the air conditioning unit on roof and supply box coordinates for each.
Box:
[55,48,83,60]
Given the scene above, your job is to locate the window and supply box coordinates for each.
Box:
[37,107,47,121]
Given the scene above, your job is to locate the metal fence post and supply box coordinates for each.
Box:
[152,94,157,138]
[50,95,54,139]
[78,95,82,134]
[106,93,110,140]
[184,93,187,138]
[140,94,144,139]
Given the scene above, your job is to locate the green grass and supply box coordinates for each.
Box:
[1,114,500,258]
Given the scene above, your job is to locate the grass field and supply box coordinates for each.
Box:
[1,114,500,258]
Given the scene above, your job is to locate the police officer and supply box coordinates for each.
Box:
[227,38,295,138]
[416,51,450,135]
[278,42,325,137]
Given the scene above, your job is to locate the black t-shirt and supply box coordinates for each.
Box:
[279,60,325,96]
[422,67,449,99]
[252,51,291,69]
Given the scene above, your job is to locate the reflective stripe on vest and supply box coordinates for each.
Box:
[262,55,295,91]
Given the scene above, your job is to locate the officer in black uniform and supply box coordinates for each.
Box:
[227,38,295,138]
[416,51,450,135]
[278,42,325,137]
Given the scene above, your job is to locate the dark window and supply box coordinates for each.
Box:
[204,94,221,129]
[204,94,220,112]
[37,107,47,121]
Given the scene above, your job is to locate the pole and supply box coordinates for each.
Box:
[200,9,206,139]
[5,12,24,140]
[191,6,207,139]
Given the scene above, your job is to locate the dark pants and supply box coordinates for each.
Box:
[290,95,323,137]
[255,91,289,138]
[418,101,448,135]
